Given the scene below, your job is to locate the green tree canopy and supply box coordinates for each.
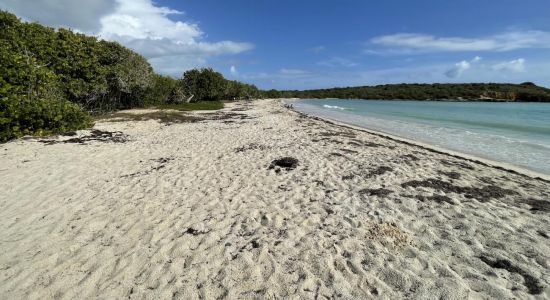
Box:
[0,10,261,142]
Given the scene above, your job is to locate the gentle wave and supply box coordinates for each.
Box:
[424,117,550,135]
[294,99,550,175]
[323,105,347,110]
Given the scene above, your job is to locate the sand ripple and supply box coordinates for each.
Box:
[0,100,549,299]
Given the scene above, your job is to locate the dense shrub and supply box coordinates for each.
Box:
[180,68,227,101]
[177,68,261,102]
[0,21,90,142]
[144,74,178,106]
[0,96,92,142]
[0,10,259,142]
[98,40,155,110]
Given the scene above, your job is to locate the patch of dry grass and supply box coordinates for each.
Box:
[99,111,204,124]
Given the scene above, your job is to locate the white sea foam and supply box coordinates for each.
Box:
[294,99,550,175]
[323,105,346,110]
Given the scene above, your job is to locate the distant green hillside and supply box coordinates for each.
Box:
[263,83,550,102]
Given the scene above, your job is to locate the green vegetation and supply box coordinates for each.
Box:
[266,83,550,102]
[0,10,258,142]
[0,97,92,142]
[172,68,260,102]
[3,9,548,142]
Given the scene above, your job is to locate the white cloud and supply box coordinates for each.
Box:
[97,0,254,71]
[445,56,482,78]
[317,57,358,68]
[369,31,550,53]
[230,65,238,76]
[0,0,115,31]
[121,38,254,59]
[98,0,191,41]
[446,61,471,78]
[2,0,254,75]
[492,58,526,72]
[148,55,207,78]
[446,56,528,78]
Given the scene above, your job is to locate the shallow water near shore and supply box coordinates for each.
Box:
[293,99,550,175]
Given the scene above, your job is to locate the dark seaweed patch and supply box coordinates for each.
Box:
[235,143,268,153]
[342,174,355,180]
[478,177,495,184]
[416,194,454,204]
[340,148,358,154]
[324,207,335,214]
[183,227,210,236]
[364,142,384,148]
[348,140,384,148]
[40,129,128,145]
[185,228,200,235]
[479,255,543,295]
[401,154,419,161]
[438,171,461,179]
[318,131,356,138]
[313,180,325,187]
[203,112,253,121]
[364,166,393,178]
[151,157,171,164]
[472,185,517,201]
[441,159,474,170]
[401,178,516,202]
[268,157,299,171]
[102,111,204,124]
[251,240,261,248]
[522,198,550,212]
[121,157,173,178]
[359,188,393,197]
[231,107,250,112]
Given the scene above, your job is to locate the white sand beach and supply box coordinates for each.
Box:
[1,100,549,299]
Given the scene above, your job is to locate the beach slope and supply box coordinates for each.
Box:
[0,100,549,299]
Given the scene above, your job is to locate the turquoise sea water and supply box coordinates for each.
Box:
[293,99,550,175]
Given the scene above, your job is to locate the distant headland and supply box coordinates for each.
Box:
[264,82,550,102]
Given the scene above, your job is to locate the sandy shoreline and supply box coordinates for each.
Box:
[284,99,550,181]
[1,99,549,299]
[304,113,550,182]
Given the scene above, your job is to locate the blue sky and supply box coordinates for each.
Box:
[2,0,550,89]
